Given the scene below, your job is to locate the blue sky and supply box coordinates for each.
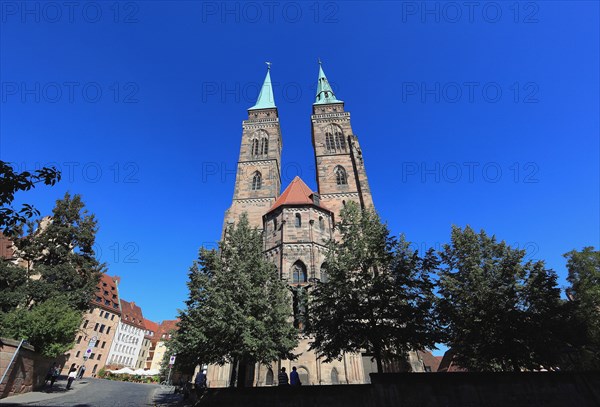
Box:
[1,1,598,347]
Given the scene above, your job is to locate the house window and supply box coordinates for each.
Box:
[99,324,105,333]
[105,313,109,319]
[335,166,347,185]
[82,320,88,329]
[97,354,102,360]
[99,311,103,317]
[92,364,98,374]
[90,353,95,359]
[318,216,324,230]
[94,323,99,331]
[106,327,111,334]
[76,351,81,357]
[77,336,82,344]
[102,341,106,348]
[295,213,301,228]
[111,314,115,320]
[252,171,262,190]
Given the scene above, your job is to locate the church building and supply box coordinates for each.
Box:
[208,63,421,387]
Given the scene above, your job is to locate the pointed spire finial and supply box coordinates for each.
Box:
[314,61,342,105]
[318,57,322,65]
[249,64,276,110]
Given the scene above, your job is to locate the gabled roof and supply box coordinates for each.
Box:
[157,319,180,341]
[143,318,159,333]
[267,176,330,214]
[120,299,146,330]
[92,274,121,314]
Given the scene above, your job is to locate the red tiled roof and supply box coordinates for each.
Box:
[437,349,468,372]
[267,176,330,214]
[120,299,146,330]
[143,318,159,339]
[418,350,442,372]
[157,319,180,341]
[92,274,121,313]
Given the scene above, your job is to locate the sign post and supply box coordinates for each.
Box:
[166,354,176,384]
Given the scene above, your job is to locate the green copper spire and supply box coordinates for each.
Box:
[249,62,276,110]
[314,60,342,105]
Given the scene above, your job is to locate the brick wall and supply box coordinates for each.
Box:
[0,337,64,399]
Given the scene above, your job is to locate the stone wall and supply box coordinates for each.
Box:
[0,337,63,399]
[195,371,600,407]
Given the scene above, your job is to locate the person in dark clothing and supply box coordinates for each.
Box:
[290,366,301,386]
[49,365,60,388]
[278,367,289,386]
[194,370,207,399]
[45,363,57,386]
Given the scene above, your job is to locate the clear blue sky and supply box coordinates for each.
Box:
[1,1,598,337]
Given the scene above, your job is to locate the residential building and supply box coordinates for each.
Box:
[62,274,122,377]
[106,300,146,368]
[149,319,179,371]
[140,318,159,370]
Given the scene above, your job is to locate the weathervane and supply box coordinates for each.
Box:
[318,57,322,65]
[266,61,272,70]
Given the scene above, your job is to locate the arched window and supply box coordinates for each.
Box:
[295,213,301,228]
[273,218,278,232]
[325,125,345,153]
[252,171,262,190]
[251,139,260,157]
[331,368,339,384]
[318,216,324,230]
[292,261,307,284]
[335,166,347,185]
[260,137,269,156]
[298,367,309,385]
[326,133,334,151]
[320,262,329,283]
[265,368,274,386]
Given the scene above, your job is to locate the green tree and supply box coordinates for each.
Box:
[309,202,440,373]
[15,192,104,312]
[170,213,297,387]
[0,160,61,236]
[437,226,564,371]
[564,247,600,368]
[0,296,82,357]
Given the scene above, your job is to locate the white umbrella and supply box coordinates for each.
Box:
[110,367,135,375]
[132,369,147,375]
[143,369,160,376]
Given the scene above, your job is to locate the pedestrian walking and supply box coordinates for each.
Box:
[194,370,207,399]
[49,365,60,388]
[77,365,86,379]
[278,367,289,386]
[290,366,301,386]
[66,365,77,390]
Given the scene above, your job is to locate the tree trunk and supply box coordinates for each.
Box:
[373,343,383,373]
[229,358,238,388]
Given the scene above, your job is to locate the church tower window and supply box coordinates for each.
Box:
[295,213,301,228]
[260,137,269,156]
[252,171,262,190]
[292,261,307,284]
[335,166,347,185]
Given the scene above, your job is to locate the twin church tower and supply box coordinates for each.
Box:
[215,63,376,386]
